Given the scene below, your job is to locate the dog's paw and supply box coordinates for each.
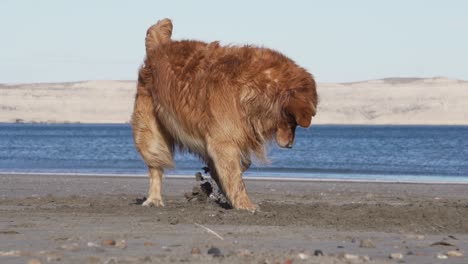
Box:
[233,200,259,213]
[142,198,165,207]
[243,203,259,213]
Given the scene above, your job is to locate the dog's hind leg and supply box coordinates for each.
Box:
[132,85,173,207]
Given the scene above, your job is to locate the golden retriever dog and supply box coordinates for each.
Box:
[132,19,318,211]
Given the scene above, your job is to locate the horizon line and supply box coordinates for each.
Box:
[2,76,467,86]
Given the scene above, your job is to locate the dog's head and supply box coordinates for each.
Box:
[276,83,317,148]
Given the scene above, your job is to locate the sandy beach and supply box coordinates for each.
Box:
[1,174,467,263]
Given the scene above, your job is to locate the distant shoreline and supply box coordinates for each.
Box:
[1,78,468,125]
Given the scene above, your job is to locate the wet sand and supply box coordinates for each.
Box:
[1,174,467,263]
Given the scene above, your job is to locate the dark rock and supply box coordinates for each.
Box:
[207,247,223,257]
[313,250,324,256]
[134,197,147,205]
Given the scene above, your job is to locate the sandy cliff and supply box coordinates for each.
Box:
[1,77,467,125]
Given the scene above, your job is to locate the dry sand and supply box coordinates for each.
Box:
[1,174,467,263]
[1,77,468,125]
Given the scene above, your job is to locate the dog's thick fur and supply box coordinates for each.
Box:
[132,19,318,211]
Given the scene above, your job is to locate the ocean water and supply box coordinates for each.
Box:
[0,124,467,182]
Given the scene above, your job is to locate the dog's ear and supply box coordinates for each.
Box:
[284,89,315,128]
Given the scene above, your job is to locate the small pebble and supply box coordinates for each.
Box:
[191,247,201,255]
[313,249,324,256]
[342,253,359,261]
[104,258,117,264]
[207,247,223,257]
[46,254,62,262]
[87,242,100,247]
[144,242,154,246]
[359,239,376,248]
[413,251,429,256]
[122,257,140,262]
[87,256,101,264]
[27,259,42,264]
[161,246,171,252]
[115,239,127,249]
[446,250,463,257]
[389,252,404,260]
[436,253,448,259]
[102,239,116,246]
[297,253,309,260]
[0,250,23,256]
[237,249,253,257]
[406,234,425,240]
[59,243,79,251]
[169,217,179,225]
[284,259,293,264]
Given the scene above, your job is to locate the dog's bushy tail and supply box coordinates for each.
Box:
[145,18,173,54]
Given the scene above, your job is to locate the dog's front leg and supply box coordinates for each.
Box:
[207,138,257,212]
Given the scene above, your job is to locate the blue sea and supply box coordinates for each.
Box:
[0,124,467,183]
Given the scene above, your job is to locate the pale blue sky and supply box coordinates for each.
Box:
[1,0,467,83]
